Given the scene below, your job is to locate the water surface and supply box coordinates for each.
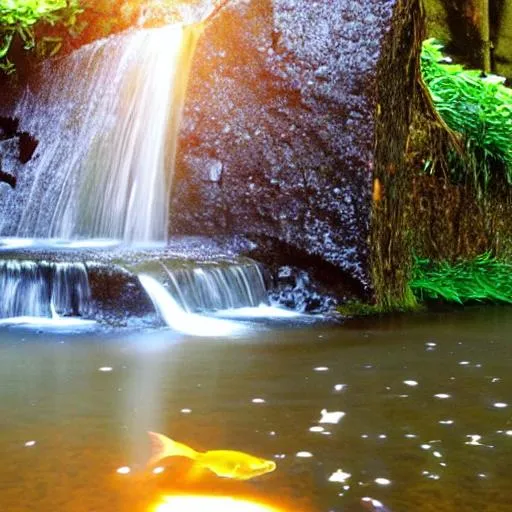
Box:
[1,307,511,512]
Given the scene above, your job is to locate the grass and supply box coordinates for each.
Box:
[410,252,512,304]
[421,39,512,195]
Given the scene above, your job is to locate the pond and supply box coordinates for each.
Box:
[0,307,511,512]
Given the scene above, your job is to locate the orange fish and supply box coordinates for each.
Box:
[147,431,277,481]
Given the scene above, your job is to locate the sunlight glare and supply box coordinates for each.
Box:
[152,496,283,512]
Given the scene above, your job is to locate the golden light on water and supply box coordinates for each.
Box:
[152,495,283,512]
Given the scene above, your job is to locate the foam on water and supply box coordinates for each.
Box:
[0,315,96,330]
[213,304,301,319]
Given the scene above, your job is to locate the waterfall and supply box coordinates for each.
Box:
[138,262,301,335]
[0,260,91,318]
[139,274,242,337]
[0,23,199,242]
[162,262,269,312]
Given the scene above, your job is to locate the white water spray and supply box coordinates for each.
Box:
[0,24,199,242]
[139,274,243,337]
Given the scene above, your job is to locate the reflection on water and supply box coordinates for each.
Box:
[0,306,512,511]
[153,495,283,512]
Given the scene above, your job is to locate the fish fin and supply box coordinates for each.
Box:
[147,431,199,467]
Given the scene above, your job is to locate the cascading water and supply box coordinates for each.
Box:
[162,262,269,312]
[0,18,294,329]
[0,260,91,318]
[138,261,300,335]
[139,274,242,337]
[0,23,199,242]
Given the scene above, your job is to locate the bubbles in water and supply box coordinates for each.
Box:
[319,409,345,424]
[434,393,451,399]
[154,496,280,512]
[116,466,131,475]
[328,469,351,483]
[98,366,113,372]
[296,451,313,458]
[374,478,391,486]
[24,441,36,447]
[314,366,329,372]
[493,402,508,408]
[252,398,266,404]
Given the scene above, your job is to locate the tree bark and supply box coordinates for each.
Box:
[479,0,492,72]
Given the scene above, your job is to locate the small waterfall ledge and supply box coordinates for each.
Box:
[0,238,282,328]
[0,260,90,318]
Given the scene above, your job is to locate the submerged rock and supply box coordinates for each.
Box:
[173,0,401,301]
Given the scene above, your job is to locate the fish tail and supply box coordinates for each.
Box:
[147,431,199,467]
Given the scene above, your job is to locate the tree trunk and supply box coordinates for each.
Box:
[478,0,492,72]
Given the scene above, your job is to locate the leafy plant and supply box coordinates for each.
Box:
[410,253,512,304]
[0,0,83,73]
[421,39,512,195]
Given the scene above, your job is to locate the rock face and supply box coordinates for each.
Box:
[0,116,38,188]
[172,0,399,300]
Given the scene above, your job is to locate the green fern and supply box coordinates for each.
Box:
[421,39,512,195]
[410,253,512,304]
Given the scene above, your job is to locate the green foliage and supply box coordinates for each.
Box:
[0,0,83,73]
[410,253,512,304]
[421,39,512,195]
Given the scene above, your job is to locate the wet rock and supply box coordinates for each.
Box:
[86,262,156,324]
[173,0,401,301]
[0,116,19,139]
[0,116,38,188]
[186,155,224,182]
[269,265,338,314]
[18,132,38,164]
